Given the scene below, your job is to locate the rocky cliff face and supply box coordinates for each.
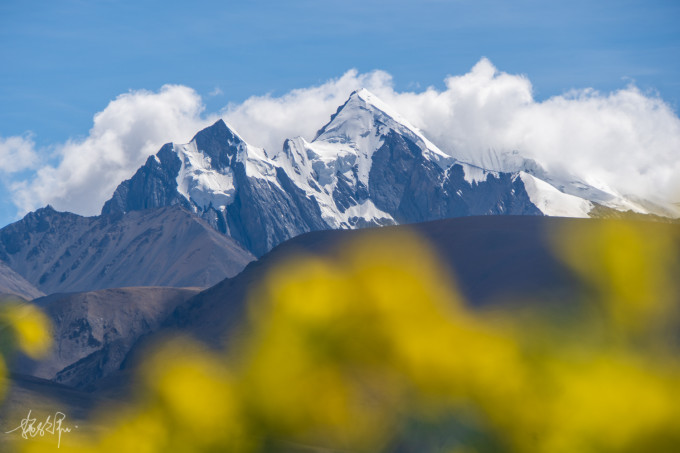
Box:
[367,130,542,222]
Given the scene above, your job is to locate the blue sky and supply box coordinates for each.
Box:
[1,0,679,227]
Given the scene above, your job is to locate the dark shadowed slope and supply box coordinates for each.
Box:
[0,260,44,300]
[166,215,592,348]
[11,287,201,390]
[44,216,676,397]
[0,205,255,295]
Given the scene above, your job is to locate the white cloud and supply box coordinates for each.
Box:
[224,58,680,207]
[0,135,40,173]
[5,59,680,219]
[9,85,215,216]
[379,59,680,206]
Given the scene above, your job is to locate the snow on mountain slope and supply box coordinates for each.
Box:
[518,172,593,218]
[273,137,378,227]
[144,90,599,229]
[174,125,282,212]
[314,89,453,173]
[270,88,438,227]
[103,119,329,256]
[175,140,236,210]
[452,147,664,215]
[290,89,669,220]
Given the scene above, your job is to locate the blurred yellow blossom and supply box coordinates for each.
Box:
[553,220,680,342]
[13,220,680,452]
[0,302,52,360]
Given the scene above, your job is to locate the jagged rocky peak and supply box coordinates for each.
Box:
[192,119,244,164]
[139,118,248,184]
[101,116,329,257]
[177,118,260,172]
[173,119,281,213]
[23,204,66,222]
[102,119,275,217]
[172,120,243,212]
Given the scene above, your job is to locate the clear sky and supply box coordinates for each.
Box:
[1,0,679,227]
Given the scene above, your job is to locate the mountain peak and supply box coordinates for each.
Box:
[350,88,401,118]
[190,118,247,154]
[314,89,391,143]
[31,204,72,220]
[312,89,450,164]
[347,87,374,102]
[313,89,404,142]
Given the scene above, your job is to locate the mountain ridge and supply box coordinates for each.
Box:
[1,89,673,296]
[100,89,631,258]
[0,205,254,294]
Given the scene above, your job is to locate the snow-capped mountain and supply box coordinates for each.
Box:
[102,120,328,256]
[101,89,653,256]
[273,89,597,224]
[270,88,454,228]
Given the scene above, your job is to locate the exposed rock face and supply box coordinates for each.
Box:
[368,131,541,223]
[0,205,254,294]
[102,143,190,215]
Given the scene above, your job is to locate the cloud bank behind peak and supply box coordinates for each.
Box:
[3,58,680,219]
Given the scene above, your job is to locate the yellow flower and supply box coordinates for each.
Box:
[0,301,52,359]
